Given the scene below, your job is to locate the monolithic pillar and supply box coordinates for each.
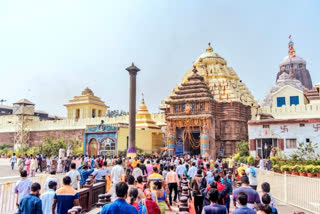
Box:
[126,63,140,158]
[166,121,176,156]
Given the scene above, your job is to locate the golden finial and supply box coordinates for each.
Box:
[206,42,213,53]
[142,92,144,101]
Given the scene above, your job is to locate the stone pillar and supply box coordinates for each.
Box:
[126,63,140,158]
[200,135,209,156]
[167,134,176,156]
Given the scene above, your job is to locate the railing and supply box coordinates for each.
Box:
[0,173,65,214]
[256,169,320,214]
[0,174,106,214]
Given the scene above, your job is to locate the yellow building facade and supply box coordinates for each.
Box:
[64,87,109,119]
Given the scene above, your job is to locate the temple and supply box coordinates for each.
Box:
[64,87,109,119]
[163,43,255,158]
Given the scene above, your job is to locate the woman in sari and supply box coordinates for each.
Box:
[152,181,172,214]
[129,188,147,214]
[184,164,191,181]
[143,189,161,214]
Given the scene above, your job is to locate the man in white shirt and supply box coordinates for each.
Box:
[111,159,124,201]
[246,163,258,190]
[66,163,80,190]
[188,162,197,178]
[41,180,57,214]
[176,161,186,178]
[10,153,17,170]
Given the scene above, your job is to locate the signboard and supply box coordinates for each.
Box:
[175,139,184,155]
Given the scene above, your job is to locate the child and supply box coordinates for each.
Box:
[261,182,276,208]
[261,193,278,214]
[136,175,146,192]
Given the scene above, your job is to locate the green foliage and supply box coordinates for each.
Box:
[247,156,255,164]
[270,156,278,165]
[305,165,315,173]
[292,165,299,172]
[280,165,289,172]
[238,156,248,164]
[237,141,249,157]
[290,141,319,161]
[0,144,13,150]
[314,166,320,173]
[233,153,240,162]
[298,165,306,173]
[273,164,280,172]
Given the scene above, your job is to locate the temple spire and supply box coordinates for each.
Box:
[206,42,213,53]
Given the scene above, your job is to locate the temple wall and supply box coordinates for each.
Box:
[0,129,84,146]
[0,113,166,133]
[254,103,320,120]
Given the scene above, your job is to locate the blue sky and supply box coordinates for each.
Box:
[0,0,319,116]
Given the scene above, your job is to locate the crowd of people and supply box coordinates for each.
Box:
[11,153,278,214]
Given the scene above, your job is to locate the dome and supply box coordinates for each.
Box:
[193,43,227,66]
[81,87,94,96]
[279,55,306,67]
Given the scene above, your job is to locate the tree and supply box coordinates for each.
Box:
[237,141,249,157]
[290,141,319,160]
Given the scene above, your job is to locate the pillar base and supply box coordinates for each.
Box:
[127,147,137,158]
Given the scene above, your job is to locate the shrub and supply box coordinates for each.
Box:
[280,165,289,172]
[238,156,248,164]
[298,165,306,173]
[270,156,277,165]
[273,164,280,172]
[292,165,299,172]
[287,165,293,172]
[233,153,240,162]
[237,141,249,156]
[314,166,320,173]
[247,156,255,164]
[305,165,314,173]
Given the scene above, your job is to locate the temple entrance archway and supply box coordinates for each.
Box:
[182,129,201,155]
[88,138,98,156]
[99,137,116,156]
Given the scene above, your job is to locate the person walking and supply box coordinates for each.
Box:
[18,183,43,214]
[92,163,107,183]
[37,154,43,173]
[191,169,204,214]
[153,181,172,213]
[246,163,258,190]
[110,159,124,200]
[30,156,37,177]
[129,188,147,214]
[132,163,143,181]
[232,176,261,209]
[41,181,57,214]
[52,176,80,214]
[165,165,179,206]
[100,182,138,214]
[232,192,256,214]
[66,163,80,190]
[188,162,197,178]
[44,171,60,191]
[201,188,228,214]
[10,153,17,170]
[15,170,33,208]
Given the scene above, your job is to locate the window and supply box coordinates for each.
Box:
[306,138,310,143]
[92,109,96,118]
[299,124,305,127]
[263,125,270,128]
[290,96,299,106]
[76,109,80,119]
[98,110,102,117]
[286,139,297,149]
[277,97,286,107]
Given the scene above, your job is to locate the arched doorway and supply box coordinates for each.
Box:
[88,138,98,156]
[99,137,116,156]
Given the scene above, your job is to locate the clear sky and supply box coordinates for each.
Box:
[0,0,319,116]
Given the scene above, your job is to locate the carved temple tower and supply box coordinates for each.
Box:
[163,43,256,158]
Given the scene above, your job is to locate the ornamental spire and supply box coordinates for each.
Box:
[206,42,213,53]
[288,35,296,58]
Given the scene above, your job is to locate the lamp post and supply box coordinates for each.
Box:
[126,63,140,158]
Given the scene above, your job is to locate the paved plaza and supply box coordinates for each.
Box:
[0,158,314,214]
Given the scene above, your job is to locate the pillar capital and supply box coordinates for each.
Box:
[126,62,140,74]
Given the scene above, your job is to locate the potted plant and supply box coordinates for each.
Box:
[291,165,299,176]
[305,165,315,177]
[280,165,289,174]
[273,164,280,173]
[315,166,320,178]
[286,165,293,175]
[298,165,307,176]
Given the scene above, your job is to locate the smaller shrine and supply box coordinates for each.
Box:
[65,87,109,119]
[84,120,118,156]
